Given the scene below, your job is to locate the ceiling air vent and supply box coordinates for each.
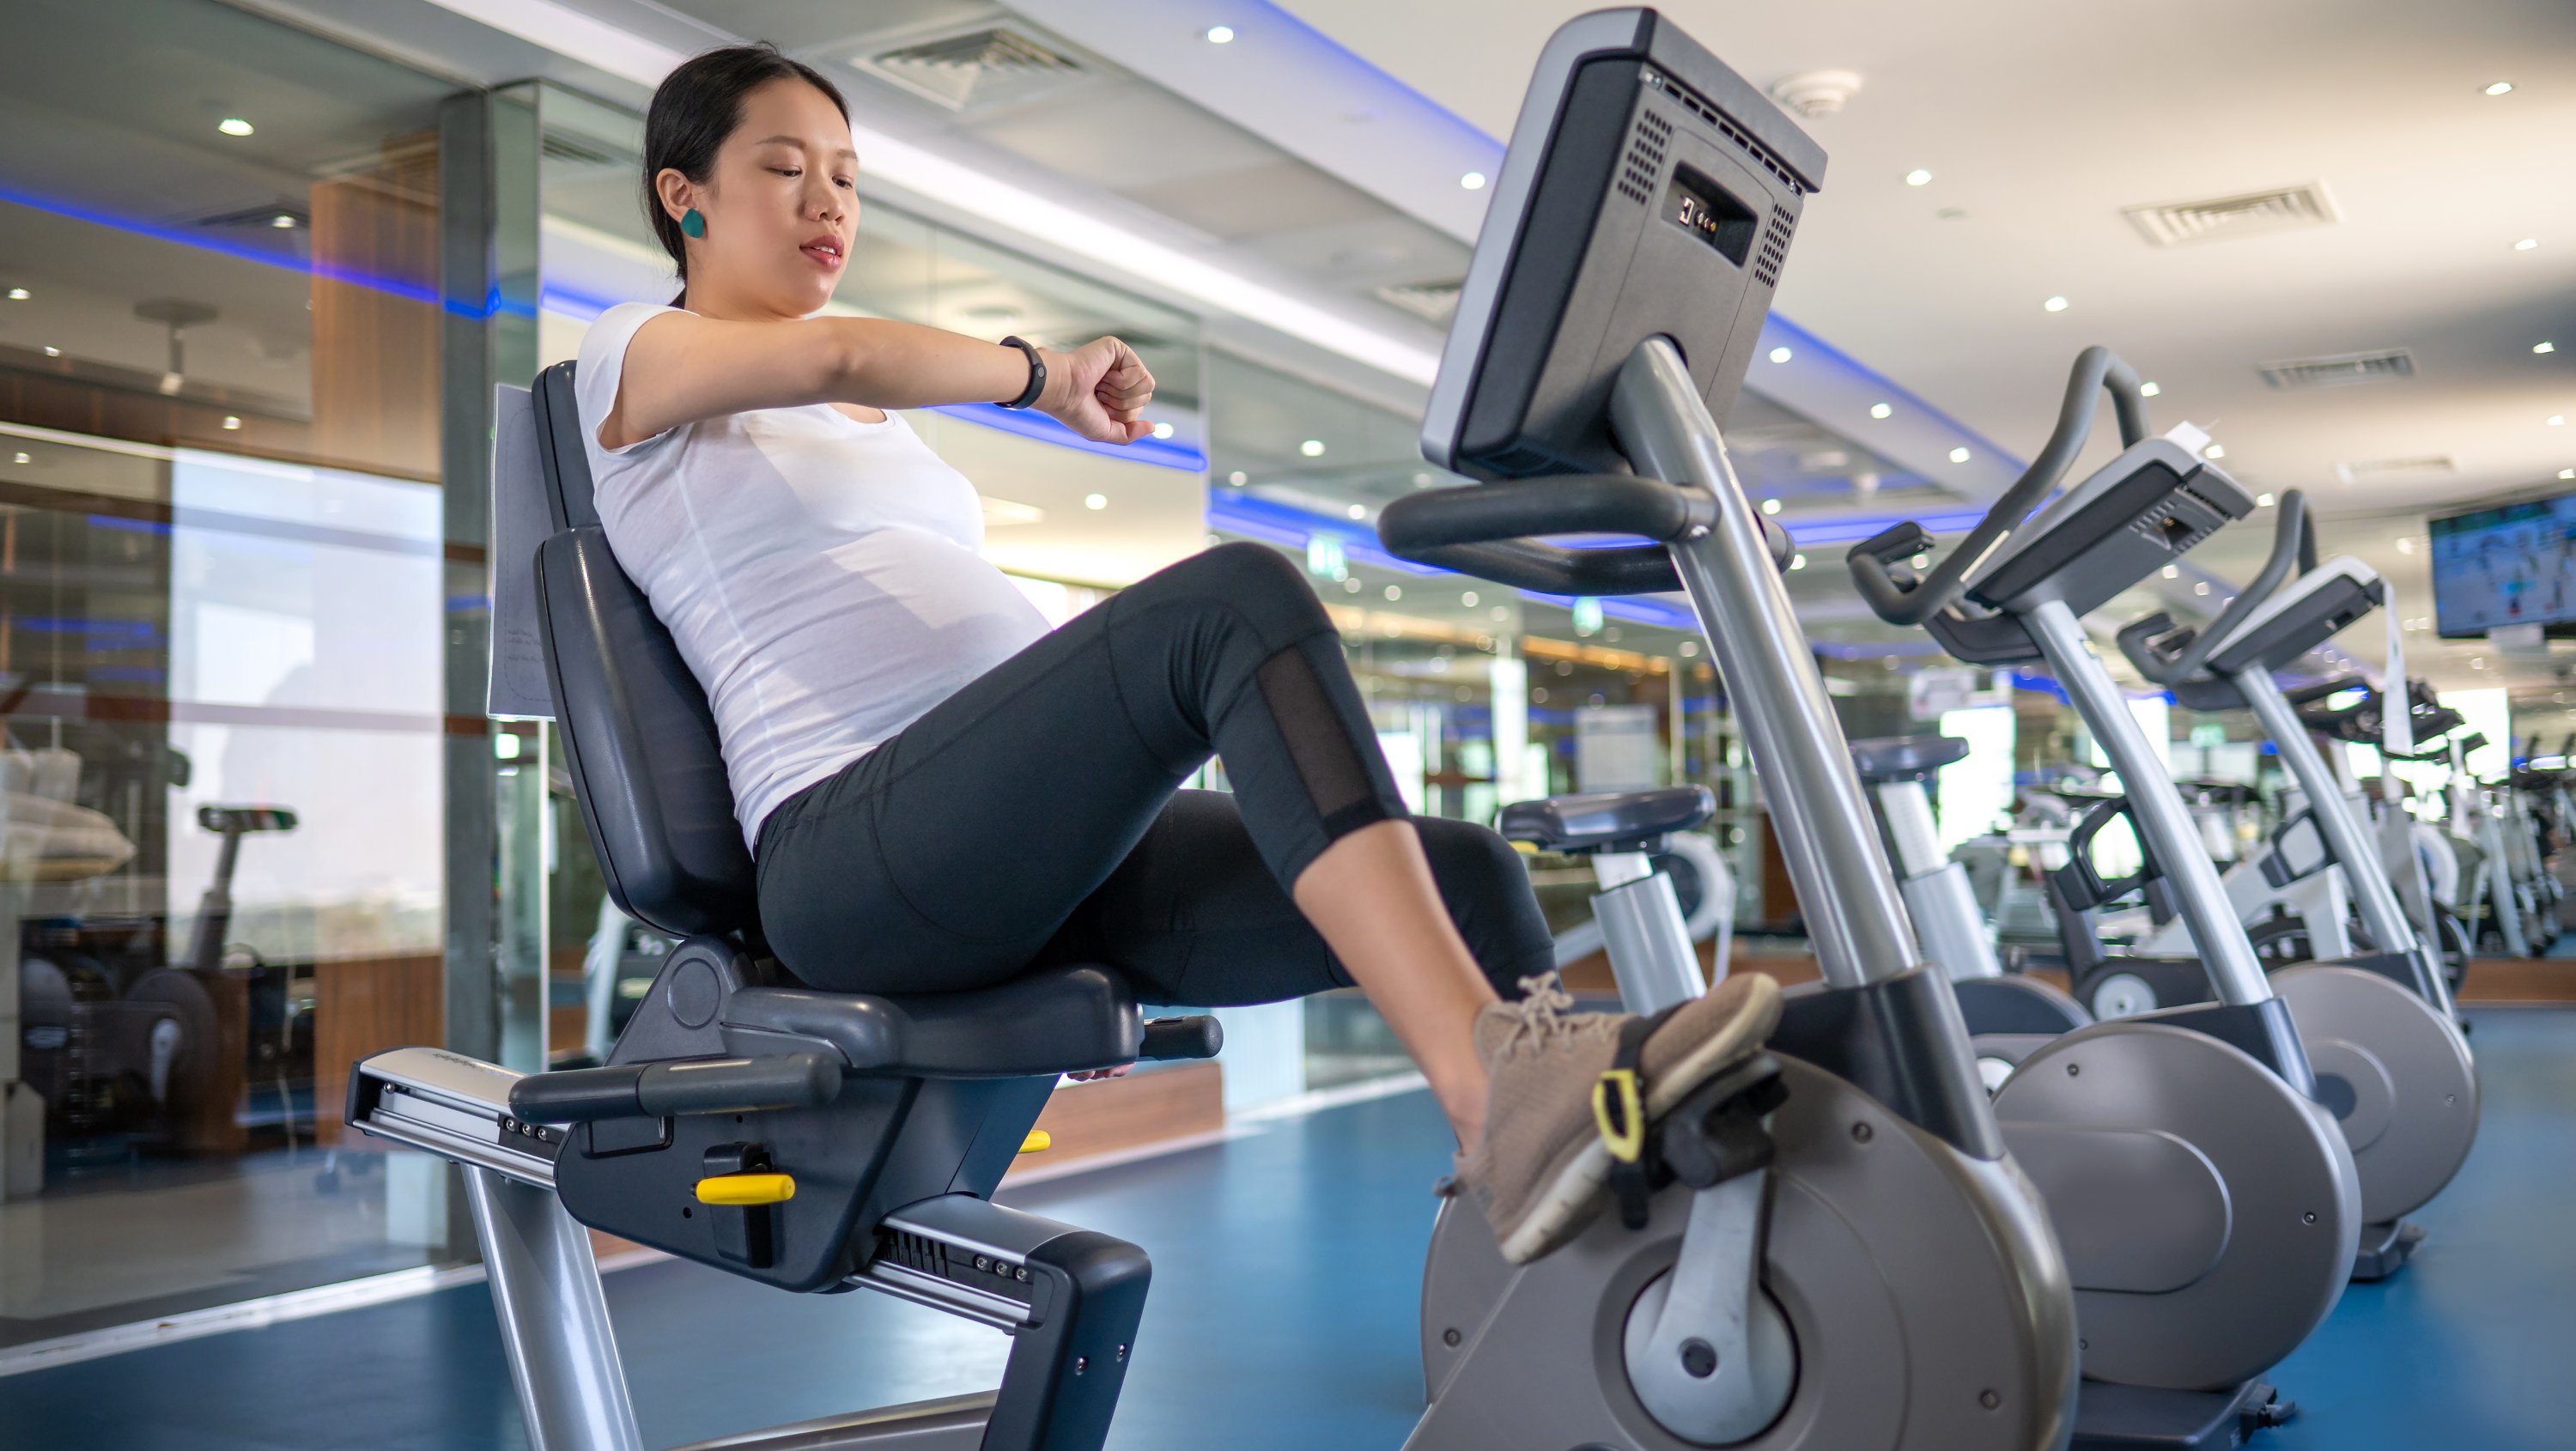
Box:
[2258,348,2415,390]
[541,132,619,167]
[1375,281,1462,324]
[854,27,1084,112]
[2334,455,2456,483]
[2123,182,2340,247]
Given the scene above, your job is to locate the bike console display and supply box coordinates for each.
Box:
[1963,438,2252,619]
[2201,558,2386,675]
[1419,9,1823,482]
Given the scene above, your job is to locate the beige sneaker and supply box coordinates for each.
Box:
[1455,971,1782,1265]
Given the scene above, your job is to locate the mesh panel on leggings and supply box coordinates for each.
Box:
[1255,642,1391,837]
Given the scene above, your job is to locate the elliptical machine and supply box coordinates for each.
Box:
[1384,15,2077,1448]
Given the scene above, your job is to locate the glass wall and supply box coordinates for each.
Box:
[0,0,465,1348]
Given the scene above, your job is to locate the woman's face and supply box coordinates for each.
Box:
[661,76,857,316]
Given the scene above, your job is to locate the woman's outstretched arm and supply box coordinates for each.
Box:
[598,312,1154,450]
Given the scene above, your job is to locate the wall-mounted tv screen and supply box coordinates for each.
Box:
[2428,494,2576,638]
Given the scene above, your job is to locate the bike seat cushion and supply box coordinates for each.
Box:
[1849,735,1969,784]
[1497,786,1714,852]
[723,964,1141,1078]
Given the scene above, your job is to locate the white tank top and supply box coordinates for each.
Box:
[574,302,1048,850]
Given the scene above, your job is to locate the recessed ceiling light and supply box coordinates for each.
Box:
[2515,238,2540,251]
[1383,584,1402,600]
[222,415,241,430]
[2141,381,2161,397]
[1346,504,1366,520]
[2552,415,2567,427]
[1460,172,1487,191]
[1948,446,1971,463]
[2205,443,2227,459]
[1789,553,1807,570]
[270,214,295,229]
[2561,469,2575,480]
[2194,581,2210,595]
[1759,497,1782,515]
[1204,24,1235,43]
[1299,439,1326,457]
[1868,402,1893,419]
[218,118,254,137]
[1768,346,1793,363]
[1461,591,1479,606]
[1084,493,1108,510]
[5,288,27,301]
[2161,565,2179,579]
[2483,81,2514,96]
[41,345,58,357]
[1910,554,1930,569]
[1905,168,1932,186]
[2255,491,2274,507]
[10,452,27,465]
[2537,342,2558,354]
[1227,470,1247,485]
[1151,422,1175,438]
[2043,295,2069,313]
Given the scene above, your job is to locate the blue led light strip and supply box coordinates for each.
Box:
[0,185,535,319]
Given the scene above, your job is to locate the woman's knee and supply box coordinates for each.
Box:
[1414,817,1556,994]
[1133,541,1330,641]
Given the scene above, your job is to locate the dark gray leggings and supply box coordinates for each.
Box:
[752,543,1553,1006]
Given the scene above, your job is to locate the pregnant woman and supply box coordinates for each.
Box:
[575,43,1777,1265]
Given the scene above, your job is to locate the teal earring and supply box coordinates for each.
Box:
[680,207,706,239]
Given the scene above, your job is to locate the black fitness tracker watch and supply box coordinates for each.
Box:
[998,336,1045,410]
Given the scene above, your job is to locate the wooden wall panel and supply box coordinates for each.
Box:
[313,951,443,1147]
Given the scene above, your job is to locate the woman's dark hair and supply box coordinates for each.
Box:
[643,43,850,288]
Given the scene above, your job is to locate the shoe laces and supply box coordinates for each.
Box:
[1492,970,1621,1057]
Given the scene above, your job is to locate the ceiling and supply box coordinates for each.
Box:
[210,0,2576,719]
[1265,0,2576,696]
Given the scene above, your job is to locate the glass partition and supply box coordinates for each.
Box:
[0,0,461,1350]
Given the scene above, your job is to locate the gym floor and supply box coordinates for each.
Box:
[5,1007,2573,1451]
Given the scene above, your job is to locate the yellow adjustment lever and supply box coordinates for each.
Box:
[1019,1131,1052,1154]
[695,1172,797,1206]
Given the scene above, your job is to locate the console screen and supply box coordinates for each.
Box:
[1666,165,1756,267]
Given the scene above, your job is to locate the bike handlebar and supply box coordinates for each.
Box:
[1847,346,2151,626]
[1378,473,1791,596]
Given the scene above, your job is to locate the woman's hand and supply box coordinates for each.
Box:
[1038,337,1157,444]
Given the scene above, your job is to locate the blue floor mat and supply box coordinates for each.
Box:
[5,1009,2573,1451]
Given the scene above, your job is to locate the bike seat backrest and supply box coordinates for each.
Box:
[1848,735,1969,785]
[531,361,758,939]
[1498,786,1715,852]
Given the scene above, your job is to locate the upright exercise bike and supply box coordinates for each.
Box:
[1844,346,2366,1438]
[2114,491,2479,1278]
[1388,15,2085,1448]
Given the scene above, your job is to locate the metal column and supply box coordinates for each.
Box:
[1611,339,1922,990]
[2237,665,2457,1014]
[2022,598,2272,1005]
[462,1168,646,1451]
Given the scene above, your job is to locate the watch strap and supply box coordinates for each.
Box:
[998,336,1045,410]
